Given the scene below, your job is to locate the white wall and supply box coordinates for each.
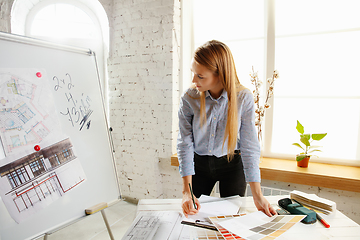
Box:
[107,0,182,201]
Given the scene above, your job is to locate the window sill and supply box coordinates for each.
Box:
[170,154,360,193]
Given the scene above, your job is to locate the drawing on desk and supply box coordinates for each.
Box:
[216,211,305,240]
[122,211,185,240]
[182,195,243,231]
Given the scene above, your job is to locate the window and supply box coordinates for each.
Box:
[29,4,98,39]
[7,167,30,188]
[19,1,110,117]
[62,149,70,158]
[29,158,46,177]
[271,0,360,163]
[49,153,61,167]
[191,0,265,89]
[188,0,360,165]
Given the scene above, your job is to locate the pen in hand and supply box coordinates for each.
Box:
[189,183,197,210]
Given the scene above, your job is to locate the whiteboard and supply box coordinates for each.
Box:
[0,32,120,240]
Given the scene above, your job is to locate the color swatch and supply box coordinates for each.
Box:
[209,215,246,240]
[210,213,305,240]
[192,227,224,240]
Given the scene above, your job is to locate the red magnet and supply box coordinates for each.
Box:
[34,145,41,151]
[36,72,42,78]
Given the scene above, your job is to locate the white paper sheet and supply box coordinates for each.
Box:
[183,195,242,229]
[122,211,184,240]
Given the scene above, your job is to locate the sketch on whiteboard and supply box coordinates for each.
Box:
[52,73,93,131]
[0,69,87,223]
[0,138,86,223]
[0,69,65,158]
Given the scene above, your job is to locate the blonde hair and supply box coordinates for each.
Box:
[193,40,242,161]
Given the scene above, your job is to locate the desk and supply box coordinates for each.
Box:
[136,196,360,240]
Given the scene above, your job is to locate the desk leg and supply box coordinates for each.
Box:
[101,209,115,240]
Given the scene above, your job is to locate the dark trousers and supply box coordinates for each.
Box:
[192,152,246,198]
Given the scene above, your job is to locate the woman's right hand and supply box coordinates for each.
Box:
[181,192,200,217]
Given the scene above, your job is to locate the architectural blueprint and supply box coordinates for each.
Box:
[0,69,86,223]
[0,69,63,159]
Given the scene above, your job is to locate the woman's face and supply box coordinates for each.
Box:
[191,60,223,98]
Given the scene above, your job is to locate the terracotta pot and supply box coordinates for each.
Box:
[297,156,310,168]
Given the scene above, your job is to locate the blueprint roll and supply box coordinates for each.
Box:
[0,32,120,240]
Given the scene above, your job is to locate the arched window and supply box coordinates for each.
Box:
[28,3,98,39]
[11,0,109,115]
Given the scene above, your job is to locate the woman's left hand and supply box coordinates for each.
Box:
[253,194,277,217]
[249,182,277,217]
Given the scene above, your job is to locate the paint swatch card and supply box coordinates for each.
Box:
[213,212,305,240]
[209,214,247,240]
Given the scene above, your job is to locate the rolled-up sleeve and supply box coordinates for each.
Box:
[239,90,261,182]
[177,95,195,177]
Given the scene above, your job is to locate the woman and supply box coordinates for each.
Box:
[177,40,276,217]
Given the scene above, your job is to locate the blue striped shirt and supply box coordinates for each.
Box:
[177,87,261,182]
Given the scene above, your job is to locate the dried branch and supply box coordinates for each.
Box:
[250,67,279,141]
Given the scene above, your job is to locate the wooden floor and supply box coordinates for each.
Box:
[36,200,137,240]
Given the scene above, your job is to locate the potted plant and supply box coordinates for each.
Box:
[292,120,327,167]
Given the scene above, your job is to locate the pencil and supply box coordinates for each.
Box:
[316,212,330,228]
[189,183,197,210]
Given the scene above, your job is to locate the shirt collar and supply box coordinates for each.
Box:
[205,89,228,101]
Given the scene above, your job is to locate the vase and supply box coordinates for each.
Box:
[297,156,310,168]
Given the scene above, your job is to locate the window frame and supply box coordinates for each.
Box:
[183,0,360,167]
[7,167,30,188]
[29,158,46,177]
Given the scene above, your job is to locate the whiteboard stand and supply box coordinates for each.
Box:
[101,209,115,240]
[41,208,115,240]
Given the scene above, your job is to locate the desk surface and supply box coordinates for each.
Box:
[137,196,360,240]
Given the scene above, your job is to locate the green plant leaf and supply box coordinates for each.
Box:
[309,145,322,149]
[303,134,310,140]
[308,149,322,153]
[292,143,305,151]
[312,133,327,141]
[300,136,310,147]
[296,154,307,161]
[296,120,304,134]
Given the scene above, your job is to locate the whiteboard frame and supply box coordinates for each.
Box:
[0,31,121,239]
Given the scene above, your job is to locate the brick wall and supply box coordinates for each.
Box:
[0,0,13,32]
[107,0,182,201]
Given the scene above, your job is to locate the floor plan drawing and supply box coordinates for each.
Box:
[0,69,60,157]
[0,69,87,223]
